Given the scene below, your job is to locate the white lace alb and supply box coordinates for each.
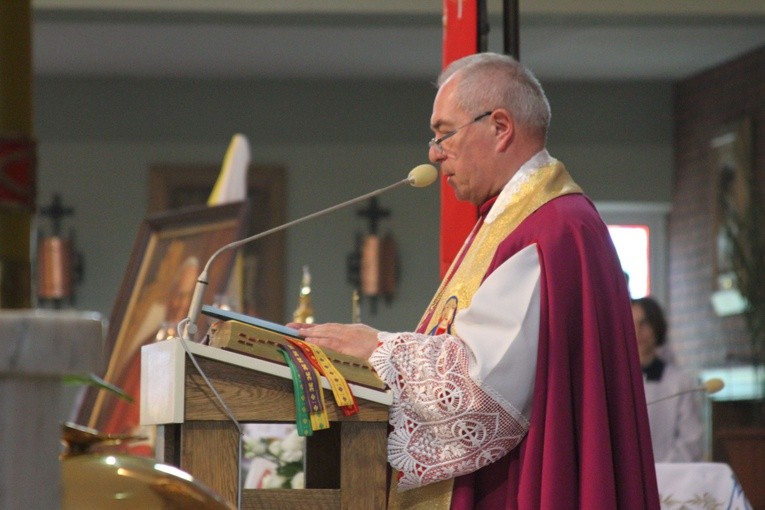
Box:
[370,332,529,490]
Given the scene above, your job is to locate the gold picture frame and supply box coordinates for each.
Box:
[711,118,753,293]
[75,202,248,447]
[147,163,286,322]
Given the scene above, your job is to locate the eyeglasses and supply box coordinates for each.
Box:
[428,111,492,153]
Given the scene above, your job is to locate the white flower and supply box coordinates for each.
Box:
[267,439,283,458]
[290,471,305,489]
[244,426,305,490]
[280,449,303,463]
[245,438,268,458]
[281,429,305,451]
[278,429,305,463]
[261,472,287,489]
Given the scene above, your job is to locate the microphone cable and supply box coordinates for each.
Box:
[176,316,244,510]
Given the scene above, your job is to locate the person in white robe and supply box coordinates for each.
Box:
[632,296,704,462]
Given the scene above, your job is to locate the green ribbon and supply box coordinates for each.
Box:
[278,346,313,437]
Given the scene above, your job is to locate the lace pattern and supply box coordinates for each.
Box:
[371,332,530,490]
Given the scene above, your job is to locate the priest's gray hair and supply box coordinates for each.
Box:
[437,52,551,139]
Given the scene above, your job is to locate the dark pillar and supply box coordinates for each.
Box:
[0,0,34,308]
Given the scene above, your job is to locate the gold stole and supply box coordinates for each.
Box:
[388,161,581,510]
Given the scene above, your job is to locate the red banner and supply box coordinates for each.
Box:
[440,0,479,277]
[0,136,36,209]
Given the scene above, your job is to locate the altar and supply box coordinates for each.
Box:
[0,310,105,509]
[655,462,751,509]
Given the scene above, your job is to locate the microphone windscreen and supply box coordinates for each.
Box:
[703,378,725,394]
[408,164,438,188]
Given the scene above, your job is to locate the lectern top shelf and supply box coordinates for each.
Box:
[140,338,392,426]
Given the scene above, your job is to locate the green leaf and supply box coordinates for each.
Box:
[63,373,134,403]
[276,462,303,479]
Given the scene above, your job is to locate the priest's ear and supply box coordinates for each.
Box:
[491,109,514,150]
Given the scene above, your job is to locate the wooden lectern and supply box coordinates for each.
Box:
[141,338,391,510]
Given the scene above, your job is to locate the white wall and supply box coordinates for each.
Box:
[34,76,673,332]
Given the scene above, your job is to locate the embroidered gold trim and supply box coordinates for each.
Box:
[418,161,581,336]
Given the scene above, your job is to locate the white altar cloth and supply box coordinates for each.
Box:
[656,462,751,509]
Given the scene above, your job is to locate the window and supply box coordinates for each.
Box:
[597,202,670,305]
[608,225,650,298]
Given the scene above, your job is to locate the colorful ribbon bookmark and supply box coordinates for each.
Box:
[277,346,314,436]
[279,342,330,433]
[286,338,359,416]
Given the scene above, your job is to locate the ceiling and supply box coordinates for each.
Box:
[32,0,765,81]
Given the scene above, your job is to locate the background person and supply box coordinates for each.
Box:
[632,296,704,462]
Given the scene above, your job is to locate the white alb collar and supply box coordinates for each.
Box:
[485,149,554,224]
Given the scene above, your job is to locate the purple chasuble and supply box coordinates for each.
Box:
[450,194,659,510]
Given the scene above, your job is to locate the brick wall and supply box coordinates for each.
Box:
[670,46,765,368]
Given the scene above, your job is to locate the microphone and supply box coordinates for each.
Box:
[647,377,725,405]
[181,164,438,339]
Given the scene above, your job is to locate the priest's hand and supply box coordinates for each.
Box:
[287,322,379,360]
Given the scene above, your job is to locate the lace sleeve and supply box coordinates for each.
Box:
[370,332,530,490]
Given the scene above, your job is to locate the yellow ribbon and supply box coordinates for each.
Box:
[300,340,357,410]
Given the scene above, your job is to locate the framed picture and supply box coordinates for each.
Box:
[710,118,753,293]
[76,202,249,452]
[147,163,286,323]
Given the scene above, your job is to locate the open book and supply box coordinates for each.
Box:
[202,305,386,391]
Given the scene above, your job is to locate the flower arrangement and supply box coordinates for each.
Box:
[244,426,305,489]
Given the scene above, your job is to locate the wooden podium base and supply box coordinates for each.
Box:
[142,339,391,510]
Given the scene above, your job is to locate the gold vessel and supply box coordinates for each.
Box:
[61,422,234,510]
[292,265,314,324]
